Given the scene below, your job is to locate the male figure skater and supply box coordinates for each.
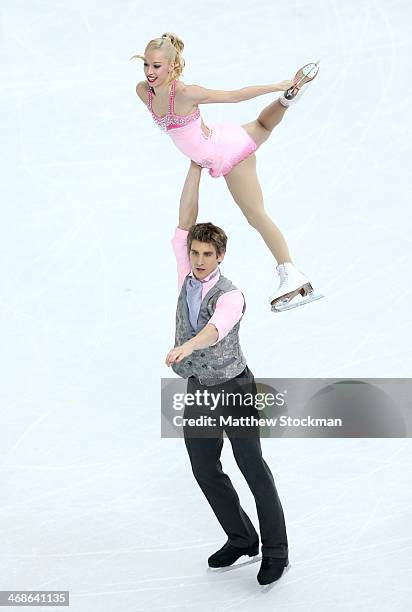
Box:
[165,161,289,585]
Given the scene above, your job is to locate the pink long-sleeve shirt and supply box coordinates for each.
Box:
[171,227,245,345]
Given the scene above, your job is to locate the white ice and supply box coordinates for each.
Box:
[0,0,411,610]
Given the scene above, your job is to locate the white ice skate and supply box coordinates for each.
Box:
[269,262,324,312]
[279,61,320,107]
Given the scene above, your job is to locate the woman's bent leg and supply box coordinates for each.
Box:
[242,99,288,147]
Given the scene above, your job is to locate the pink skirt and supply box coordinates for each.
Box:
[204,122,258,178]
[168,119,259,179]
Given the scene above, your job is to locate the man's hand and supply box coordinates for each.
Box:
[190,160,203,170]
[165,325,218,367]
[165,342,194,367]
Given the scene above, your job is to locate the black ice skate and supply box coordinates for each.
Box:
[208,541,259,568]
[257,557,290,585]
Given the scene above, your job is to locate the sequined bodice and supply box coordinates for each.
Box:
[147,79,200,132]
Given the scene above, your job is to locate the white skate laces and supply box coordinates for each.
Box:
[279,60,320,107]
[269,262,325,312]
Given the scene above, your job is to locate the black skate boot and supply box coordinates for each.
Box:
[257,556,290,585]
[208,541,259,568]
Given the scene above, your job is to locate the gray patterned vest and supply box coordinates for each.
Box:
[171,273,247,386]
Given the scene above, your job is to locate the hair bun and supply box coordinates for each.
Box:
[161,32,184,53]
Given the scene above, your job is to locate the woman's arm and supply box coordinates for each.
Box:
[183,80,294,105]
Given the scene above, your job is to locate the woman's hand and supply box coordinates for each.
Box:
[165,342,194,366]
[275,79,295,92]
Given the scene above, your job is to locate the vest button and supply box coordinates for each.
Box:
[200,352,205,357]
[202,364,208,368]
[187,361,192,366]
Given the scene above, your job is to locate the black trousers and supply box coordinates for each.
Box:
[183,366,288,559]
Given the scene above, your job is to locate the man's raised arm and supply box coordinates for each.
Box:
[172,161,203,291]
[178,160,202,230]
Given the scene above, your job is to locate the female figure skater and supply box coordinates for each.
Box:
[131,33,323,311]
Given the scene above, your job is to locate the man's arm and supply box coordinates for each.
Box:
[171,161,203,291]
[165,323,218,366]
[165,291,245,366]
[178,160,202,229]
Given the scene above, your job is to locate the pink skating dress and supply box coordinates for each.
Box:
[146,80,258,178]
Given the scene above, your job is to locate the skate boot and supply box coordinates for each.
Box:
[257,557,290,585]
[279,61,320,107]
[208,541,259,568]
[269,262,324,312]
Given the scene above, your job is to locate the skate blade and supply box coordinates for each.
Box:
[269,282,313,306]
[209,554,261,572]
[271,292,324,312]
[301,60,320,79]
[287,61,320,98]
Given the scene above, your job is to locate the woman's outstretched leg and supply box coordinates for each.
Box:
[241,62,320,147]
[224,153,292,264]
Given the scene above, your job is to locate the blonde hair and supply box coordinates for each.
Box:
[129,32,185,84]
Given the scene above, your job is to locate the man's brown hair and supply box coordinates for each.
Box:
[187,222,227,257]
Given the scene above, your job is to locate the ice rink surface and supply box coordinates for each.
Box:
[1,0,411,609]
